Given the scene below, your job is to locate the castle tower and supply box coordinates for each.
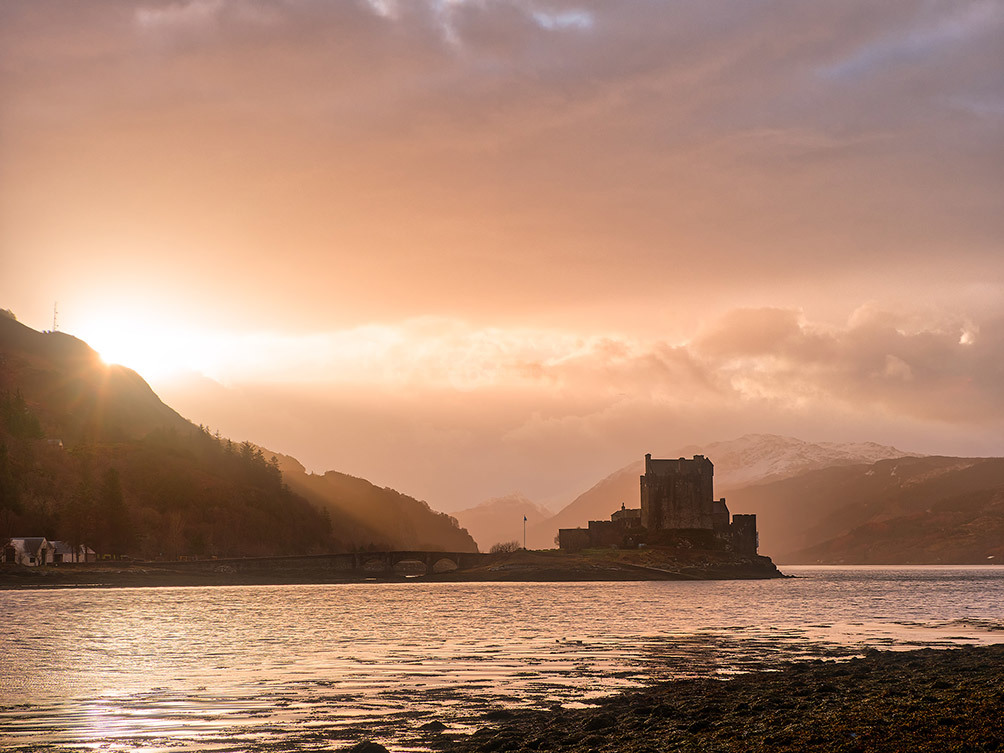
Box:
[640,453,715,530]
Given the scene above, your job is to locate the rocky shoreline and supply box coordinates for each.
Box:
[396,643,1004,753]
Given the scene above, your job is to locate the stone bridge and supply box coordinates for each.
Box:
[330,550,487,574]
[163,550,490,576]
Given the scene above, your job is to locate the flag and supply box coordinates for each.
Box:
[523,515,527,522]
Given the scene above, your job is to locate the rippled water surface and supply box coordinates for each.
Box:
[2,567,1003,751]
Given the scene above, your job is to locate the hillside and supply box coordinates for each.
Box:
[725,456,1004,563]
[0,312,191,443]
[785,487,1004,564]
[525,435,918,549]
[0,314,474,557]
[274,454,477,552]
[452,494,550,551]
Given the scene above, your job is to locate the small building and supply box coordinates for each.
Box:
[2,537,54,566]
[558,504,644,551]
[49,540,97,564]
[611,504,643,528]
[557,527,591,552]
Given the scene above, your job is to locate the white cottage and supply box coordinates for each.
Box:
[2,537,54,566]
[49,540,96,563]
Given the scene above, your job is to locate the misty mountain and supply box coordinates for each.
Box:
[725,455,1004,563]
[525,434,918,549]
[451,493,550,551]
[0,315,475,557]
[273,454,477,552]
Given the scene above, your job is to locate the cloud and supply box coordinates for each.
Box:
[821,2,1004,80]
[148,304,1004,428]
[135,0,227,30]
[693,308,808,358]
[4,0,1001,330]
[531,9,593,31]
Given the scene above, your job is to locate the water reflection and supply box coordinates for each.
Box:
[2,568,1003,752]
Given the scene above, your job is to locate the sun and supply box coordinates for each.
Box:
[76,316,221,385]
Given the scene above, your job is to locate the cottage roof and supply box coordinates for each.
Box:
[49,540,74,555]
[50,540,95,554]
[13,537,49,555]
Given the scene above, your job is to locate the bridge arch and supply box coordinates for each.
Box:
[338,550,487,575]
[431,557,459,573]
[360,555,390,573]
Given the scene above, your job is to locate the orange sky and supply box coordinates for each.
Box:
[2,1,1002,510]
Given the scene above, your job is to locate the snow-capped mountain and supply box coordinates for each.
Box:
[674,434,922,489]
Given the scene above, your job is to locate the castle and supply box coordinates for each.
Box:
[558,453,758,555]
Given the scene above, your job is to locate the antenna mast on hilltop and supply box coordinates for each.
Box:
[52,301,59,332]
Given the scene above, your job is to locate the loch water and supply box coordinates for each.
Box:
[2,566,1003,752]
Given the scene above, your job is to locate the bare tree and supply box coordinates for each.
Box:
[489,540,521,554]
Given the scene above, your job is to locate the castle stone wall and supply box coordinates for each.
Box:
[641,454,715,531]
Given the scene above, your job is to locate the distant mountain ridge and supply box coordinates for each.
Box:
[451,493,550,551]
[525,434,920,548]
[725,456,1004,563]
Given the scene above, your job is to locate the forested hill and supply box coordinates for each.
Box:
[0,312,476,557]
[274,454,477,553]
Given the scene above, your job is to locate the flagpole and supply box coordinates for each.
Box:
[523,516,527,550]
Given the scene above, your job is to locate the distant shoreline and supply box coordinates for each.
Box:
[0,549,784,590]
[0,566,782,590]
